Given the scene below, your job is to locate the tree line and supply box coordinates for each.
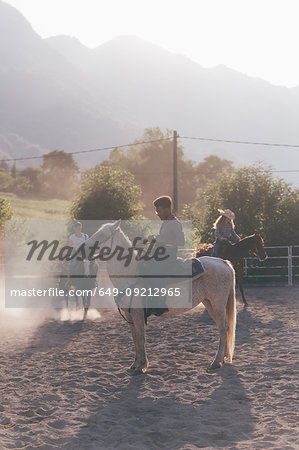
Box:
[1,127,298,245]
[0,151,79,199]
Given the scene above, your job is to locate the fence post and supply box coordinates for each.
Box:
[288,246,293,286]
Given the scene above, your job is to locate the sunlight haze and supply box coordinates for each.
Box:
[4,0,299,87]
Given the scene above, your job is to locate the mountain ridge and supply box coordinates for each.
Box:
[1,0,299,186]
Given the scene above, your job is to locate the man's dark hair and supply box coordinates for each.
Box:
[153,196,172,208]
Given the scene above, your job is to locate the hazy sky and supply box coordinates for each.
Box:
[5,0,299,88]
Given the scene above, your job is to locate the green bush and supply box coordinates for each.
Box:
[190,165,299,246]
[70,165,143,233]
[0,197,13,236]
[8,175,33,197]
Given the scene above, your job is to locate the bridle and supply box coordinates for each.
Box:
[95,226,118,252]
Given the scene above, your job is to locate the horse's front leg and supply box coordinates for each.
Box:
[125,308,148,374]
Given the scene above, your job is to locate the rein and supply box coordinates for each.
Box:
[233,234,264,261]
[117,307,133,324]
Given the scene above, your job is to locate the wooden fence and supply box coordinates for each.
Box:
[1,245,299,286]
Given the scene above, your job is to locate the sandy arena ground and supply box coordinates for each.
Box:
[0,285,298,449]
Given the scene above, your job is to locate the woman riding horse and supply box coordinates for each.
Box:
[213,209,240,258]
[194,231,267,306]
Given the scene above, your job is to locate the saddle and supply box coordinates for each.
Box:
[113,248,207,322]
[142,257,205,320]
[191,258,205,280]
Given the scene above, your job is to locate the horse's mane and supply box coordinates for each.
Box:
[94,222,132,246]
[236,234,257,247]
[239,234,255,242]
[116,226,133,248]
[96,222,114,233]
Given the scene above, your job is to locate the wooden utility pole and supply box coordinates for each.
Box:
[173,130,178,213]
[11,161,16,179]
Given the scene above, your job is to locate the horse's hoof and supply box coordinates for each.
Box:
[209,361,222,371]
[224,356,232,364]
[129,364,148,375]
[131,367,144,376]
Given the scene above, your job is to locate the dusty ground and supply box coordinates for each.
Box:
[0,285,298,449]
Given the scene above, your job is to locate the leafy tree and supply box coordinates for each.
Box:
[8,175,32,197]
[0,171,13,191]
[0,197,13,236]
[0,160,9,171]
[194,155,233,187]
[70,165,142,233]
[103,128,175,214]
[103,128,233,215]
[198,165,299,245]
[42,150,79,199]
[179,203,201,244]
[19,167,44,195]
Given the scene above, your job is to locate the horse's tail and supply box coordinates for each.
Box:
[225,266,236,363]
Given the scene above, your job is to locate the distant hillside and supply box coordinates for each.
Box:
[0,0,132,168]
[1,0,299,186]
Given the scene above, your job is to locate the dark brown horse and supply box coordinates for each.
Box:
[194,231,267,306]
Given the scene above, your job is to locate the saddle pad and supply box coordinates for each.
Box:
[191,258,205,280]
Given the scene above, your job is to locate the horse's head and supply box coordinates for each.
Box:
[91,219,121,248]
[70,220,121,273]
[251,231,267,261]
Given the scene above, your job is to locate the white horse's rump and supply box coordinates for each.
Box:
[82,220,237,373]
[191,256,236,362]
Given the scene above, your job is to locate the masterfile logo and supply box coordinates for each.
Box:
[5,219,192,309]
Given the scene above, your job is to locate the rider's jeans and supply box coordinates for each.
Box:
[213,239,223,257]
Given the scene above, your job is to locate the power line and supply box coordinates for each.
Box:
[0,137,172,163]
[181,136,299,148]
[1,134,299,172]
[1,167,299,175]
[272,170,299,173]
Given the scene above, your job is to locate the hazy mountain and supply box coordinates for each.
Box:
[0,0,132,168]
[49,33,299,140]
[45,35,93,71]
[1,0,299,185]
[37,34,299,184]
